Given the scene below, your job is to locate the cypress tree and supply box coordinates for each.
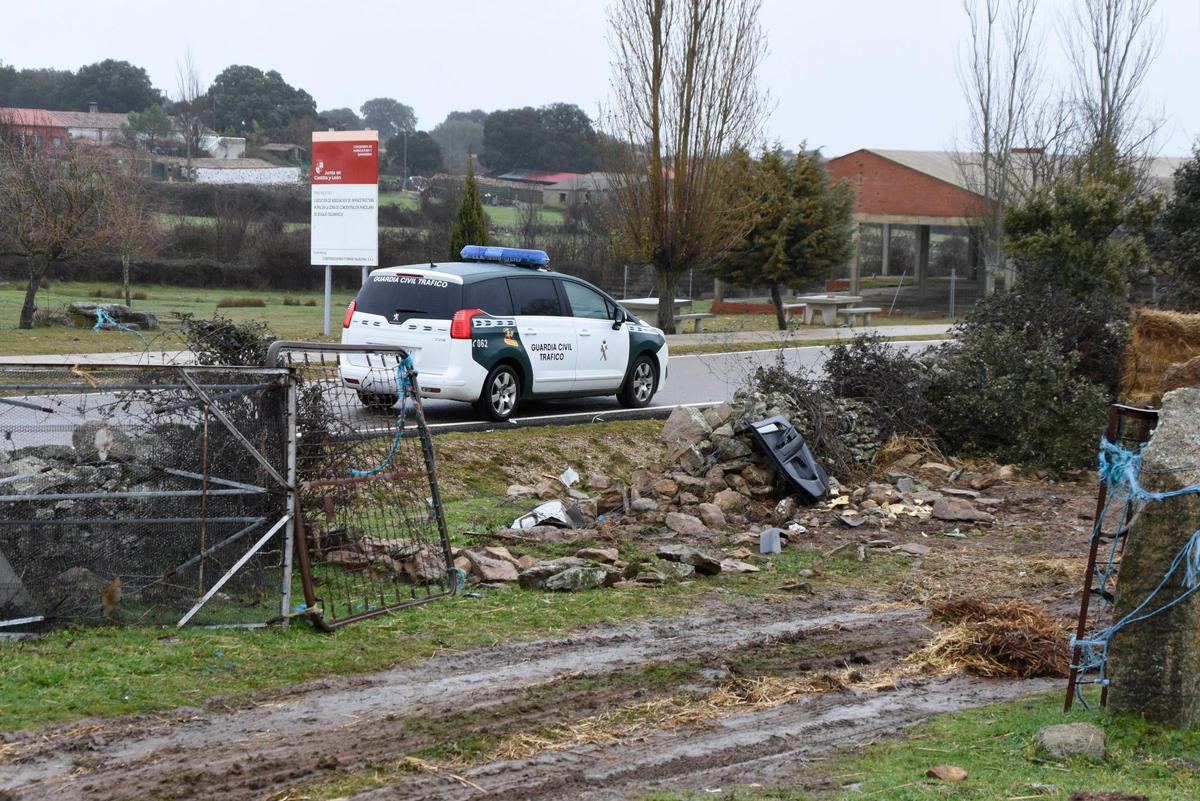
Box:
[449,154,489,258]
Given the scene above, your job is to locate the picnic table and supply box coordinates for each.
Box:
[795,294,864,326]
[619,297,692,318]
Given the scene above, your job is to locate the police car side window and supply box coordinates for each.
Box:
[464,278,514,316]
[508,277,562,316]
[562,281,610,321]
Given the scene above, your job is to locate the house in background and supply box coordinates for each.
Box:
[541,172,613,208]
[199,134,246,159]
[261,142,306,163]
[0,107,69,149]
[55,102,130,144]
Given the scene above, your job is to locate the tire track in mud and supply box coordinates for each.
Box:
[354,675,1058,801]
[0,601,925,800]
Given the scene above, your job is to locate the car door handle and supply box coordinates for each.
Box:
[521,329,537,336]
[579,330,592,337]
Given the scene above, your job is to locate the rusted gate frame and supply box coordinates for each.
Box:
[266,342,454,631]
[0,362,294,630]
[1063,403,1160,711]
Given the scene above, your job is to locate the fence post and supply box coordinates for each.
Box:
[280,373,297,622]
[949,268,957,320]
[623,265,629,299]
[323,265,332,337]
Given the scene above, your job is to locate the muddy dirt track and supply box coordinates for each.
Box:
[0,593,1058,801]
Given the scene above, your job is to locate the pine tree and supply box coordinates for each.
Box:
[714,147,856,329]
[449,155,489,258]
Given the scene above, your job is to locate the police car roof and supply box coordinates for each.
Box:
[373,262,577,283]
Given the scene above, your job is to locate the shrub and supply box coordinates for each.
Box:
[958,281,1128,392]
[91,287,148,301]
[303,299,316,307]
[282,296,301,306]
[822,334,930,441]
[179,313,274,366]
[216,296,266,308]
[926,331,1108,470]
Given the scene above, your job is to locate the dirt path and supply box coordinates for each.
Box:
[0,593,1056,801]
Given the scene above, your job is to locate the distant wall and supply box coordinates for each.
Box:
[194,167,302,185]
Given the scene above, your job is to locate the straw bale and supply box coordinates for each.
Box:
[1122,309,1200,405]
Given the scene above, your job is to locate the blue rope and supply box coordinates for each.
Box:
[92,307,148,350]
[349,355,415,477]
[1071,435,1200,704]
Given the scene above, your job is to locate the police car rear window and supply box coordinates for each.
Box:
[356,273,463,323]
[463,278,514,316]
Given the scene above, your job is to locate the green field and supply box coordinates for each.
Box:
[0,281,355,356]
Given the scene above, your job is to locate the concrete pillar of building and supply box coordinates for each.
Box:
[916,224,930,299]
[880,223,892,277]
[849,224,862,295]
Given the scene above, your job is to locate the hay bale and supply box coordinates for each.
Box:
[914,597,1069,679]
[1121,309,1200,405]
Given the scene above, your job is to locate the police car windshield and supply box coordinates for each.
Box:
[357,273,463,323]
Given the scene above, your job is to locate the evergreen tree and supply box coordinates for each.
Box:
[449,156,489,258]
[1153,145,1200,310]
[714,147,856,329]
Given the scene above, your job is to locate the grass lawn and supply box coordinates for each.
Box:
[670,333,949,356]
[0,280,355,356]
[682,299,953,334]
[643,691,1200,800]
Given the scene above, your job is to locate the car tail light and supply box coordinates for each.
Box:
[451,308,484,339]
[341,299,357,328]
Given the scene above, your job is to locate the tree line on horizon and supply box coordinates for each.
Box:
[0,58,601,177]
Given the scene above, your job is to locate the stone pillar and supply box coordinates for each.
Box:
[916,224,930,299]
[1108,388,1200,728]
[880,223,892,277]
[713,278,725,303]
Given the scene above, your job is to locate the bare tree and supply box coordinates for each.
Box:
[602,0,768,332]
[1064,0,1163,159]
[955,0,1043,293]
[175,48,206,175]
[0,137,125,329]
[108,170,164,306]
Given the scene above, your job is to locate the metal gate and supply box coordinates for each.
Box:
[266,342,455,630]
[0,363,293,630]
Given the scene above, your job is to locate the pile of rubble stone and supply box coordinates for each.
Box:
[461,396,1014,593]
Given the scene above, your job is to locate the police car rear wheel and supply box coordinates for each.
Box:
[477,364,520,421]
[358,392,398,411]
[618,356,656,408]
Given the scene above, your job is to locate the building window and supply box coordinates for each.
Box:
[51,136,63,147]
[559,192,567,203]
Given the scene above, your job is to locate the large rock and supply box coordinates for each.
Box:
[664,512,705,535]
[517,557,588,589]
[660,406,711,460]
[72,422,134,464]
[1035,723,1105,760]
[543,566,609,592]
[67,301,159,330]
[1109,388,1200,727]
[464,551,519,582]
[656,544,722,575]
[696,502,726,528]
[931,497,995,523]
[713,488,748,512]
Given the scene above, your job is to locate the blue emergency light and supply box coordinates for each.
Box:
[459,245,550,268]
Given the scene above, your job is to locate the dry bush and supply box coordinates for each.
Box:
[220,293,270,306]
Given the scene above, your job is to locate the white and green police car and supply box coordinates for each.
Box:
[339,246,669,421]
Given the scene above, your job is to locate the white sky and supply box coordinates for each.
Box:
[4,0,1198,156]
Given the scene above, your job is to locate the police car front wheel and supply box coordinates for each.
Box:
[477,364,521,421]
[618,355,657,408]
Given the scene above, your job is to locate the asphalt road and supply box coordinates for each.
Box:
[415,340,943,432]
[0,342,944,449]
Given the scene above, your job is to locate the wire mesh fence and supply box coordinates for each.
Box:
[0,364,292,631]
[267,342,454,631]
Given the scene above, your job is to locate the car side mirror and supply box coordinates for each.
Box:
[612,308,627,330]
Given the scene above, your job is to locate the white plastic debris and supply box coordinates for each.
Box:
[559,467,580,488]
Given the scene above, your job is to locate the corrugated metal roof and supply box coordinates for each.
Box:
[497,169,585,185]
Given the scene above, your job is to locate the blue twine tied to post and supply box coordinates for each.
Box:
[92,307,148,350]
[349,354,415,477]
[1071,435,1200,705]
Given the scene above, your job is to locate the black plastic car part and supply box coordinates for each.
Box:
[746,415,829,503]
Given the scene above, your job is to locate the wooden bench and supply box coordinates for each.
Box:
[782,303,807,323]
[674,312,716,333]
[837,306,882,326]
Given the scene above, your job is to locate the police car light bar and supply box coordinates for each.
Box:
[460,245,550,268]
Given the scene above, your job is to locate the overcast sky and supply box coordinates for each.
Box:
[4,0,1198,156]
